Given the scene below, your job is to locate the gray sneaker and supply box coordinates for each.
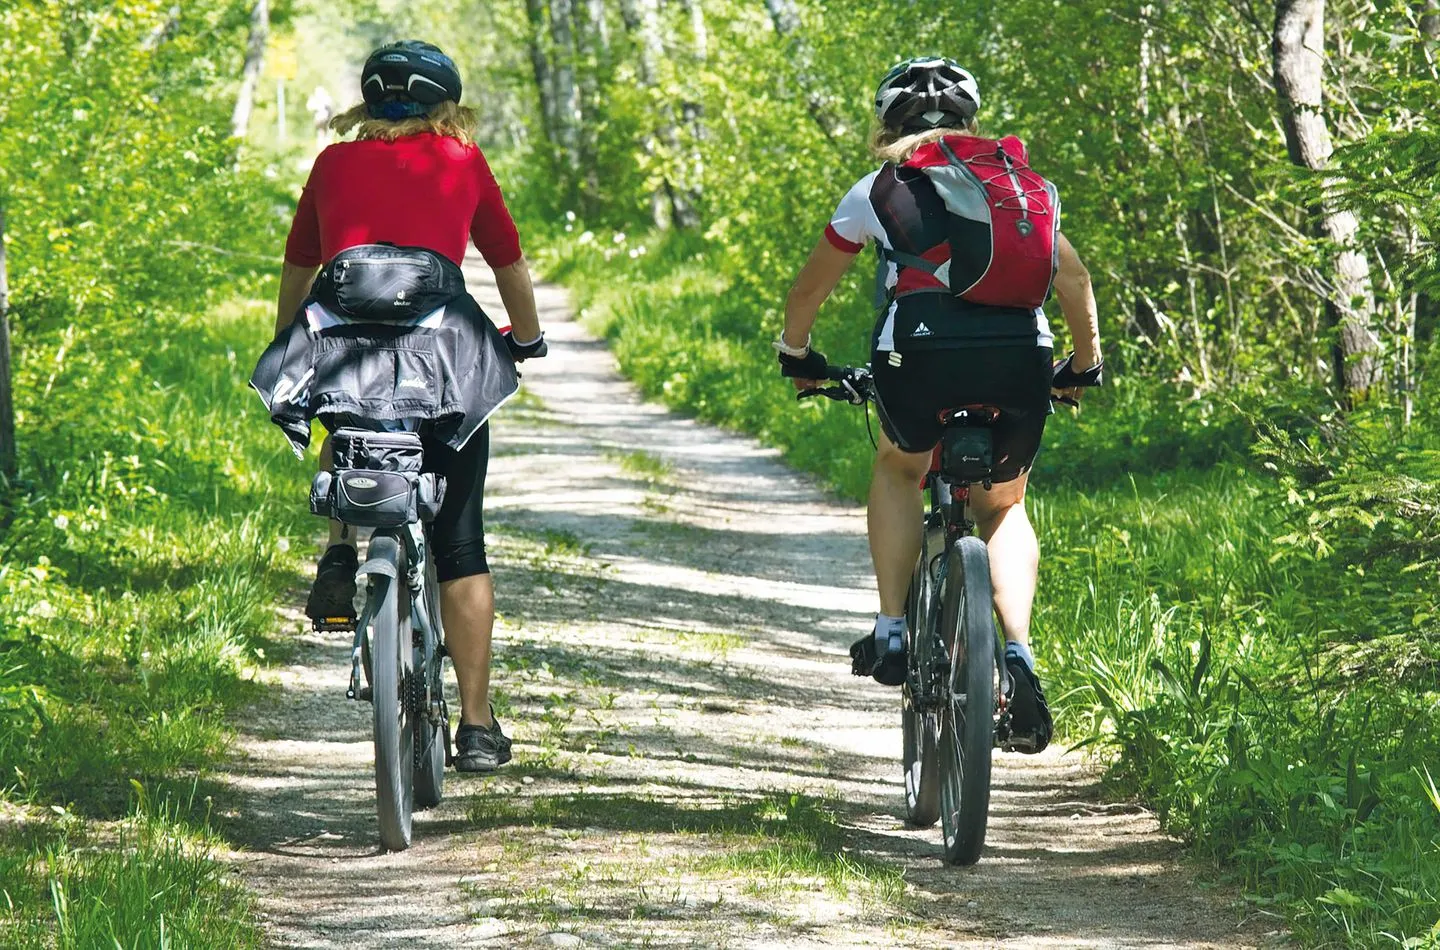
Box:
[454,709,512,772]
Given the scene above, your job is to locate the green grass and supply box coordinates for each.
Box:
[532,227,1440,948]
[0,789,265,949]
[0,296,312,945]
[469,787,906,908]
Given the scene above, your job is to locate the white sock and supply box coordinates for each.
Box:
[875,613,906,653]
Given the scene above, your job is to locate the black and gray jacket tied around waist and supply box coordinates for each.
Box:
[249,244,518,456]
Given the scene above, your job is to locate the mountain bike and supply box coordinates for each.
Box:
[309,427,452,852]
[803,361,1091,865]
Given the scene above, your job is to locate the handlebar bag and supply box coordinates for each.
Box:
[310,244,467,321]
[311,428,447,527]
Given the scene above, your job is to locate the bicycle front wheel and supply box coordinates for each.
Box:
[937,535,996,866]
[369,541,415,851]
[902,555,939,827]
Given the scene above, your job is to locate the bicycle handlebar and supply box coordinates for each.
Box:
[795,357,1102,407]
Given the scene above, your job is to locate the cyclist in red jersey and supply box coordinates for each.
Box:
[774,58,1103,753]
[273,42,544,772]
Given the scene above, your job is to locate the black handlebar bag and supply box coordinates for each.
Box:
[310,244,467,320]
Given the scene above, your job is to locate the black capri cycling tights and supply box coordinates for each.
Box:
[872,345,1053,483]
[421,424,490,582]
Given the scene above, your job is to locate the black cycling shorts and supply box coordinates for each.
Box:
[421,424,490,582]
[872,345,1053,483]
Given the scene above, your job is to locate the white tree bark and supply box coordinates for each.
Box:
[1272,0,1380,396]
[586,0,609,55]
[230,0,269,140]
[681,0,707,59]
[762,0,839,139]
[0,202,14,478]
[618,0,699,228]
[525,0,559,141]
[550,0,582,156]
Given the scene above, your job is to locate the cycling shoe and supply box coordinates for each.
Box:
[455,710,512,772]
[1003,652,1054,754]
[305,544,358,624]
[850,628,907,687]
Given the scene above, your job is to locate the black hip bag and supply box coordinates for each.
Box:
[311,244,466,321]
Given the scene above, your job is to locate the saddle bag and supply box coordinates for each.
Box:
[310,244,467,321]
[309,428,446,527]
[939,427,994,484]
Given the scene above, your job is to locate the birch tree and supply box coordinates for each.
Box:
[525,0,558,143]
[230,0,268,140]
[550,0,582,157]
[1272,0,1381,396]
[0,201,12,479]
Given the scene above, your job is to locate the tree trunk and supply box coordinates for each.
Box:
[550,0,582,158]
[1272,0,1380,397]
[0,202,15,479]
[619,0,699,228]
[525,0,558,142]
[577,0,607,210]
[762,0,840,140]
[1421,0,1440,40]
[586,0,609,54]
[681,0,707,59]
[230,0,269,140]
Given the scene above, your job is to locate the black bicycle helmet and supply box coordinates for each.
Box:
[361,41,462,120]
[874,57,980,134]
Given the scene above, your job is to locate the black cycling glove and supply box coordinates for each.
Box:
[777,347,830,380]
[1051,352,1104,388]
[502,329,548,363]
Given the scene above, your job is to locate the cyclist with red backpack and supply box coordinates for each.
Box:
[774,57,1103,752]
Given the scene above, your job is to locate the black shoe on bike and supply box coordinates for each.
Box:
[850,623,907,687]
[454,709,512,773]
[305,544,358,624]
[1003,651,1054,754]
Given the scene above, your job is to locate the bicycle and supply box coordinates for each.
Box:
[308,427,452,852]
[802,359,1095,865]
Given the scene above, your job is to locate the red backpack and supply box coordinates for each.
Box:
[884,135,1059,310]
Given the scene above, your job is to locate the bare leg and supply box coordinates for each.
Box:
[969,474,1038,647]
[441,573,497,728]
[868,431,933,616]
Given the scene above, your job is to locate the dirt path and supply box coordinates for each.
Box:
[222,267,1271,949]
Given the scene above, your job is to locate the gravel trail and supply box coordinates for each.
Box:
[222,266,1272,949]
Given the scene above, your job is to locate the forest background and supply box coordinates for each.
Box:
[0,0,1437,946]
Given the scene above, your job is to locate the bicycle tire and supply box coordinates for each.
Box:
[902,556,940,827]
[369,540,415,851]
[937,535,996,866]
[414,553,445,810]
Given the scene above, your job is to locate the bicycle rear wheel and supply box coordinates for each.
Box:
[368,539,415,851]
[902,555,939,827]
[937,535,996,866]
[414,553,446,810]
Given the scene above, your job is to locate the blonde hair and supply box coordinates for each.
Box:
[330,100,479,146]
[869,121,978,164]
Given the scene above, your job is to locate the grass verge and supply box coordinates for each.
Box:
[0,295,312,945]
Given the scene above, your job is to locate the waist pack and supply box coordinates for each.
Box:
[309,428,446,527]
[310,244,466,321]
[885,135,1059,310]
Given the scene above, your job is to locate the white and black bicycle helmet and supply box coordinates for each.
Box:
[874,57,980,134]
[361,41,462,120]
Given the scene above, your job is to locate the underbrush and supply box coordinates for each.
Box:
[534,227,1440,947]
[0,298,311,942]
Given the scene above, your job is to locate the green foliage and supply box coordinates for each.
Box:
[0,0,308,942]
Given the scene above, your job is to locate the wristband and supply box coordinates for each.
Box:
[771,335,811,358]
